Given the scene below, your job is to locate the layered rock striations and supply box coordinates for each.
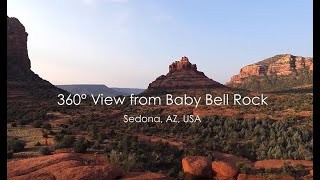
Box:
[226,54,313,92]
[145,56,225,93]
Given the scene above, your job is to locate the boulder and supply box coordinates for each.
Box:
[182,156,212,179]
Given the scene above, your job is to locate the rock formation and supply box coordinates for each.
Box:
[7,17,30,71]
[182,156,212,179]
[7,16,65,100]
[226,54,313,92]
[145,56,225,93]
[7,153,123,180]
[7,153,175,180]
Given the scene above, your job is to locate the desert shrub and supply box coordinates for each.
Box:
[294,164,305,170]
[11,122,17,127]
[74,137,88,153]
[92,141,101,150]
[264,168,272,174]
[280,162,294,176]
[34,141,41,146]
[106,150,141,171]
[236,162,251,173]
[43,133,48,138]
[18,120,28,126]
[33,120,43,128]
[48,130,55,135]
[42,123,52,130]
[54,133,64,142]
[56,135,75,149]
[40,147,52,155]
[59,128,72,135]
[7,137,26,152]
[7,150,14,159]
[97,132,107,143]
[177,171,185,179]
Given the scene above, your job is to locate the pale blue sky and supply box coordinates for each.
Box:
[8,0,313,88]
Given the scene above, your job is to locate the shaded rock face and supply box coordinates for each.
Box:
[145,56,225,93]
[226,54,313,92]
[7,16,65,100]
[7,153,123,180]
[182,156,212,179]
[7,17,30,72]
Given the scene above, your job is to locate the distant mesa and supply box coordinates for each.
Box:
[56,84,144,97]
[145,56,226,93]
[111,87,145,95]
[226,54,313,92]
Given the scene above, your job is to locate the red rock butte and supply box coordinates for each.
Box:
[145,56,225,93]
[7,16,31,72]
[7,16,65,99]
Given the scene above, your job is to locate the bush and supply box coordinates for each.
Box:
[56,135,75,149]
[106,150,141,171]
[40,147,52,155]
[7,150,14,159]
[35,141,41,146]
[7,137,26,152]
[11,122,17,127]
[54,134,64,142]
[74,137,88,153]
[294,164,305,170]
[236,162,251,173]
[48,130,56,135]
[43,133,48,138]
[59,128,71,135]
[264,168,272,174]
[280,162,294,176]
[92,141,101,150]
[42,123,52,130]
[33,120,43,128]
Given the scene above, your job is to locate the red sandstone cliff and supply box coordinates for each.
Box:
[225,54,313,92]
